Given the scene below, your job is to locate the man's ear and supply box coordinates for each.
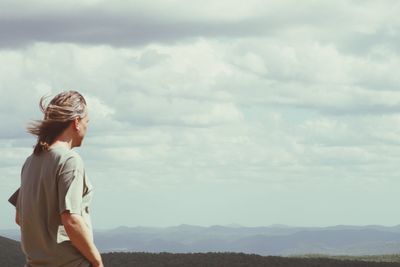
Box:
[73,117,80,131]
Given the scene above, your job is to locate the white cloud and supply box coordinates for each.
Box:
[2,1,400,228]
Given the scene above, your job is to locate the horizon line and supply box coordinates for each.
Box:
[2,223,400,232]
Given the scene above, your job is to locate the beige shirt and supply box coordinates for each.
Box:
[8,145,93,267]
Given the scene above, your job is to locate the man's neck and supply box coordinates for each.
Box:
[50,139,73,150]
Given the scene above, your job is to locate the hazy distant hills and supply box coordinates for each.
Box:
[3,224,400,256]
[93,224,400,255]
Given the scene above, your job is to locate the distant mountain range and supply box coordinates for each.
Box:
[3,224,400,256]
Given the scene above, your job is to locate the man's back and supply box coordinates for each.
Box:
[17,145,92,267]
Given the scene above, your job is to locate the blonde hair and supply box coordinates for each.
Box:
[27,90,87,155]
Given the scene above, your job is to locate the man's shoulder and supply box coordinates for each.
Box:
[49,147,84,165]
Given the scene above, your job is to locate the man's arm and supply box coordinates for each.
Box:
[61,211,103,267]
[15,209,20,226]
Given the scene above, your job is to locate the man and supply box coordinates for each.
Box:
[8,91,103,267]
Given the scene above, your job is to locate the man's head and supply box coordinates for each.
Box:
[28,90,88,154]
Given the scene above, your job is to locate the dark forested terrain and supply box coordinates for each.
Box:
[101,252,400,267]
[0,236,25,267]
[2,235,400,267]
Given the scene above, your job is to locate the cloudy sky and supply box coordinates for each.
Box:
[1,0,400,230]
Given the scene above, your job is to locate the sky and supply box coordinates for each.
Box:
[1,0,400,230]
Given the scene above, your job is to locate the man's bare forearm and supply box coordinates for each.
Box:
[15,209,20,226]
[61,212,103,267]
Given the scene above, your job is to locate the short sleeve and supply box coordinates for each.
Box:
[8,188,20,207]
[58,155,85,215]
